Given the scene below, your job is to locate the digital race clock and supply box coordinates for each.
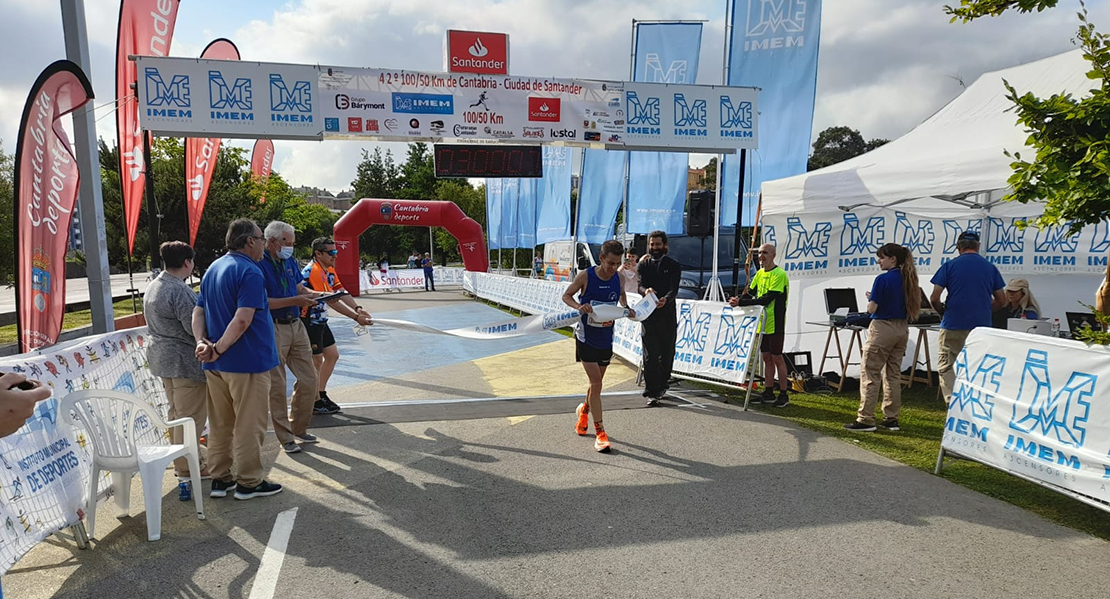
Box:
[433,144,543,178]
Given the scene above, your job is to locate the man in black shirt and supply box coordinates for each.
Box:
[637,230,682,405]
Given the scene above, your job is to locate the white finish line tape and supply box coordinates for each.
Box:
[248,507,298,599]
[367,293,658,340]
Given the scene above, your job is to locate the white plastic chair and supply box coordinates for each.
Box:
[59,389,205,542]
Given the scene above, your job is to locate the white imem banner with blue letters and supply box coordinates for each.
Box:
[942,328,1110,505]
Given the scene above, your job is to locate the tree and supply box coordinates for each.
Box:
[700,157,717,190]
[944,1,1108,232]
[0,142,13,286]
[807,126,890,171]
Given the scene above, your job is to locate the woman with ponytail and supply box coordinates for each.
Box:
[845,243,920,432]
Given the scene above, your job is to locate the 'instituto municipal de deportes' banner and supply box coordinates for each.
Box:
[942,328,1110,504]
[134,56,758,152]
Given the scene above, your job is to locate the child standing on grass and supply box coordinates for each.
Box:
[562,240,635,453]
[845,243,921,433]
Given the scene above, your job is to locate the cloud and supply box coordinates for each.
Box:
[0,0,1107,193]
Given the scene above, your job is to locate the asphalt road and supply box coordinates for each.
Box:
[5,290,1109,598]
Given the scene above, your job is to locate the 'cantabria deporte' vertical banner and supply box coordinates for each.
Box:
[535,146,572,244]
[721,0,822,227]
[628,21,703,235]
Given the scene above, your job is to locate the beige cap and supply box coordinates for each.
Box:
[1004,278,1030,292]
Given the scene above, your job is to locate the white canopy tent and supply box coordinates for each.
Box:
[758,49,1108,375]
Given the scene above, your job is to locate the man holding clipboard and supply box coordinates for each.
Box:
[302,237,374,414]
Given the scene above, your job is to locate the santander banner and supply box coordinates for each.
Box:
[186,39,239,245]
[14,61,94,352]
[116,0,180,253]
[445,30,509,75]
[250,138,275,202]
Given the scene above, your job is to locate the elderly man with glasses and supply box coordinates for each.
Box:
[929,230,1007,405]
[192,219,284,501]
[259,221,324,454]
[301,237,373,413]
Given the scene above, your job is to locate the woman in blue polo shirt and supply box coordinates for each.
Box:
[845,243,921,433]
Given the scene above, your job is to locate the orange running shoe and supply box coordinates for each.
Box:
[594,429,611,453]
[575,402,590,436]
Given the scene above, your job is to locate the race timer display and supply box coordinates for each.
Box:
[433,144,543,178]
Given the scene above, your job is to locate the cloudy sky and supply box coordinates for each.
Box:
[1,0,1107,193]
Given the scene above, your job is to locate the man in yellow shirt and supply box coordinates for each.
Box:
[729,243,790,407]
[301,237,373,413]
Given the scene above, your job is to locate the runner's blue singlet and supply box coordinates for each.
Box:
[575,266,621,349]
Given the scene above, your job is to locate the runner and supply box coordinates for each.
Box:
[561,239,635,453]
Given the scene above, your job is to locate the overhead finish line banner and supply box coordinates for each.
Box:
[941,328,1110,505]
[134,56,758,152]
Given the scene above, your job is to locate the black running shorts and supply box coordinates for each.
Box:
[302,320,336,355]
[575,339,613,366]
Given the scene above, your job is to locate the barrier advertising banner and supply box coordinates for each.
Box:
[14,61,94,352]
[0,329,168,574]
[761,206,1110,280]
[185,39,240,245]
[360,268,466,292]
[941,328,1110,505]
[116,0,181,253]
[135,56,758,152]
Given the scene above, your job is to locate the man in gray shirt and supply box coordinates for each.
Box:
[144,241,208,479]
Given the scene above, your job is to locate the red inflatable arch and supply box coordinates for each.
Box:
[333,198,488,296]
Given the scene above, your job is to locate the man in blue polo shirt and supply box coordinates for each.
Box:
[929,230,1006,405]
[260,221,321,455]
[192,219,283,501]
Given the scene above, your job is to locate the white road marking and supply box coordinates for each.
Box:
[248,507,298,599]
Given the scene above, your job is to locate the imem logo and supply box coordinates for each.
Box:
[719,97,753,138]
[840,213,885,257]
[1004,349,1096,471]
[208,70,253,121]
[270,74,313,124]
[643,53,688,83]
[625,91,661,135]
[673,93,707,136]
[744,0,809,51]
[144,67,191,118]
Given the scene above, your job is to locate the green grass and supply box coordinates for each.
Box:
[0,298,142,345]
[714,383,1110,540]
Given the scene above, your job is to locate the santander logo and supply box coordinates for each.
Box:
[469,38,488,58]
[189,175,204,200]
[447,30,508,75]
[528,97,561,122]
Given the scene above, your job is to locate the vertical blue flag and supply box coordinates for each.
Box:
[627,22,703,234]
[536,146,573,244]
[501,178,519,249]
[577,149,626,243]
[485,179,503,250]
[516,178,537,249]
[721,0,822,227]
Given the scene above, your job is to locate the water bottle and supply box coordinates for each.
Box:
[178,480,192,502]
[1051,318,1061,338]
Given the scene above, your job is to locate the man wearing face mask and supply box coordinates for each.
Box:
[260,221,323,454]
[637,230,682,405]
